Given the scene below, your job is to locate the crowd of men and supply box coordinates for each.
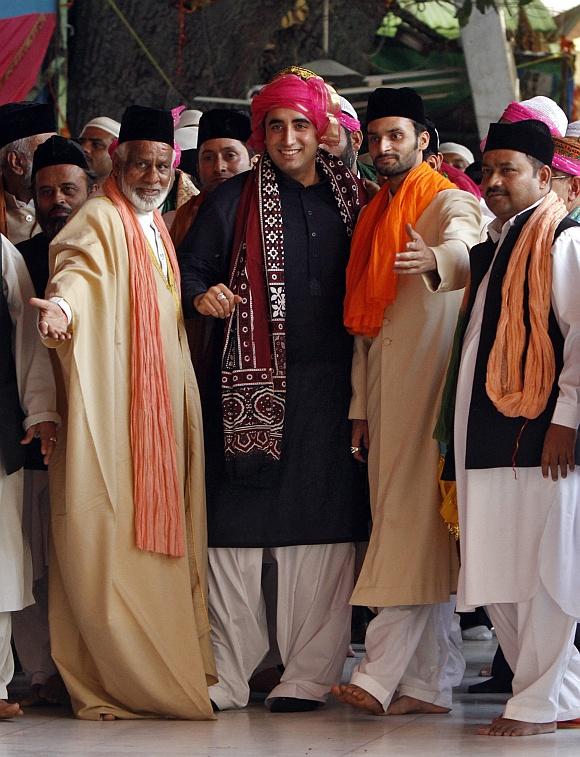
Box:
[1,67,579,738]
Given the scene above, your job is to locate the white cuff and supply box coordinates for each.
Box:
[49,297,72,325]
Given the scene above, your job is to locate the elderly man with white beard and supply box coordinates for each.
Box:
[29,106,216,720]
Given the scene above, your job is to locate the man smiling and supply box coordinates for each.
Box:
[179,68,368,712]
[29,105,216,720]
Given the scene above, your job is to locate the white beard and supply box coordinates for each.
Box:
[119,175,170,213]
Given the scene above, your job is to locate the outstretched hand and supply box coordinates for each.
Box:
[30,298,70,340]
[394,224,437,274]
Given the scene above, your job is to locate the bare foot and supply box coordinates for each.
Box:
[477,717,556,736]
[331,684,384,715]
[100,713,116,721]
[0,700,23,719]
[386,695,450,716]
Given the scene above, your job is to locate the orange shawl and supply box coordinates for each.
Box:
[103,176,184,557]
[486,192,568,419]
[344,162,456,337]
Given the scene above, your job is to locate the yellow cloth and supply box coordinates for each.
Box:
[45,196,216,719]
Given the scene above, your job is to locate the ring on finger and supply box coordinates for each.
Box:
[216,292,227,301]
[350,446,360,454]
[49,437,57,442]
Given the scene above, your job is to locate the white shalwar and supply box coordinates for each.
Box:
[455,211,580,723]
[208,543,354,710]
[0,235,58,697]
[350,598,457,711]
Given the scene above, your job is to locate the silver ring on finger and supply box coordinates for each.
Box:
[216,292,227,301]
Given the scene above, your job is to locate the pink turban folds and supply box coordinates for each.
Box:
[248,68,341,152]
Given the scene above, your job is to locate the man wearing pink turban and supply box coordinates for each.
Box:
[178,68,368,713]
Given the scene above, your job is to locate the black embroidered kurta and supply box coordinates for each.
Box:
[179,169,369,548]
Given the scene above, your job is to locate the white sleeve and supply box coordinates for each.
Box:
[2,235,60,429]
[550,227,580,430]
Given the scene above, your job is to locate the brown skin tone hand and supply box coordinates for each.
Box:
[541,423,576,481]
[194,284,242,318]
[351,419,369,463]
[29,298,71,341]
[394,223,437,274]
[21,421,58,465]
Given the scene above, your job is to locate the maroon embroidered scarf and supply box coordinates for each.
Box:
[222,150,364,475]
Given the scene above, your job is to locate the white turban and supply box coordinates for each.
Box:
[79,116,121,139]
[519,96,568,138]
[439,142,474,166]
[566,120,580,139]
[174,109,202,150]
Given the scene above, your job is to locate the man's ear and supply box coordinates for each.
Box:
[570,175,580,203]
[417,130,430,151]
[351,130,364,154]
[6,149,25,177]
[538,164,551,188]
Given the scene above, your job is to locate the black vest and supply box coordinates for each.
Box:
[464,208,578,469]
[0,239,26,475]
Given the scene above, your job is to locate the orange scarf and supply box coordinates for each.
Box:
[103,176,184,557]
[344,162,456,336]
[486,192,567,419]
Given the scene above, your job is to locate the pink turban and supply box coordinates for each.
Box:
[248,69,341,152]
[553,136,580,177]
[482,97,571,173]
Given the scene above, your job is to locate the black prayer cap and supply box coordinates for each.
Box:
[198,109,251,148]
[0,102,56,149]
[32,135,90,177]
[118,105,174,147]
[366,87,425,128]
[484,120,554,166]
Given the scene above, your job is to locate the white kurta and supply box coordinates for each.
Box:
[455,208,580,617]
[0,235,59,613]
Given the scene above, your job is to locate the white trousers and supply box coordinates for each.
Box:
[351,598,456,711]
[208,543,355,710]
[11,470,56,686]
[0,612,13,699]
[487,583,580,723]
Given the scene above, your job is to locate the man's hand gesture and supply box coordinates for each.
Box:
[21,421,58,465]
[30,298,70,340]
[194,285,242,319]
[394,224,437,274]
[541,423,577,481]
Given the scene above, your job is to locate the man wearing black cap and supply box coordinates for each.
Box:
[449,119,580,736]
[334,87,481,716]
[28,106,216,720]
[171,109,252,249]
[8,137,93,708]
[0,103,56,245]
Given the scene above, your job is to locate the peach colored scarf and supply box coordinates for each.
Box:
[486,192,568,419]
[344,162,456,337]
[104,176,184,557]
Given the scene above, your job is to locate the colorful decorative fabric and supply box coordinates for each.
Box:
[222,149,363,470]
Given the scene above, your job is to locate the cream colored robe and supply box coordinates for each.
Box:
[350,189,481,608]
[45,196,216,720]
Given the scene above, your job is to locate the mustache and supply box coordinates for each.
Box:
[48,205,71,216]
[485,189,508,198]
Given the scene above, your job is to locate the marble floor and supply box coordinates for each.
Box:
[1,640,579,756]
